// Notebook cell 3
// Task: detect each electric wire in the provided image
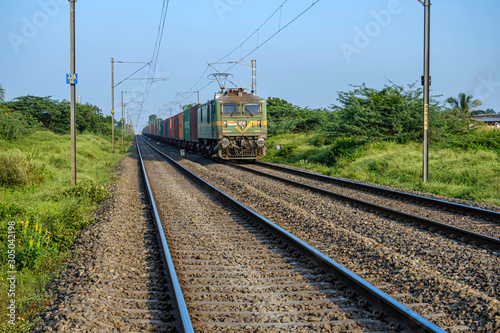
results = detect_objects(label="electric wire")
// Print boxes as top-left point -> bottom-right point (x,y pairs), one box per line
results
176,0 -> 321,108
134,0 -> 171,131
139,0 -> 320,129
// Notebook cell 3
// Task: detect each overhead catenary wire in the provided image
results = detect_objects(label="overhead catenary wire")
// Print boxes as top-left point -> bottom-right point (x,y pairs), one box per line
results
137,0 -> 321,130
177,0 -> 321,105
133,0 -> 171,132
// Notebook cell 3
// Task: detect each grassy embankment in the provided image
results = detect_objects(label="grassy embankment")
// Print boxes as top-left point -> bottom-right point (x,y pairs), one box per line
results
0,131 -> 132,332
263,131 -> 500,206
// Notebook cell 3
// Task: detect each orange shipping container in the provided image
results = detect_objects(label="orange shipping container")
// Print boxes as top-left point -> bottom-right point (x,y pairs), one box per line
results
178,112 -> 184,140
168,118 -> 173,138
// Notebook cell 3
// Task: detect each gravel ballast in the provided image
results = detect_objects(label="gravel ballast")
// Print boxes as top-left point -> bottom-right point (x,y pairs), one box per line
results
35,147 -> 177,333
138,138 -> 393,332
147,140 -> 500,332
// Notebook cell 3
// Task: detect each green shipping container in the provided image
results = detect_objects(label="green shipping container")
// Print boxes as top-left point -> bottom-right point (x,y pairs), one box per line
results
184,108 -> 191,142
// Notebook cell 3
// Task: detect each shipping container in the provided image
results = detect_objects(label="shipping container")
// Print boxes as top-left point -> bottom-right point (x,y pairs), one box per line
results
168,118 -> 173,139
178,112 -> 184,140
184,108 -> 190,142
190,105 -> 198,141
163,119 -> 167,138
173,115 -> 179,139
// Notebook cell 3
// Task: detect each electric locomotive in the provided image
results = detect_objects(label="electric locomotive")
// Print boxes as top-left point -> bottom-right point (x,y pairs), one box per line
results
142,88 -> 267,160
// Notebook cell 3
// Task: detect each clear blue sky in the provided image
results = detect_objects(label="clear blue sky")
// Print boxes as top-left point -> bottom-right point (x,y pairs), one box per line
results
1,0 -> 499,131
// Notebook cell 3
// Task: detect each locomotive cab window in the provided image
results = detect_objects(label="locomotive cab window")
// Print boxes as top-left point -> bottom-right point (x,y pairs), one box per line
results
244,103 -> 260,115
222,103 -> 238,115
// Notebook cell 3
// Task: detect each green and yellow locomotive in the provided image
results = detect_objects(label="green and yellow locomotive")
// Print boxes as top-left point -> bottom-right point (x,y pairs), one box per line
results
143,88 -> 267,160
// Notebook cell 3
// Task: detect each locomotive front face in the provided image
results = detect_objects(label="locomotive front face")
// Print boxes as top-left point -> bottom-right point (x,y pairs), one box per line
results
217,91 -> 267,159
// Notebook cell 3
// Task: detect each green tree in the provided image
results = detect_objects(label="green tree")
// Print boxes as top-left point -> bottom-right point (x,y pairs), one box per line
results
148,114 -> 162,125
471,108 -> 496,115
182,103 -> 195,112
326,83 -> 429,143
2,95 -> 112,136
266,97 -> 332,136
446,93 -> 482,120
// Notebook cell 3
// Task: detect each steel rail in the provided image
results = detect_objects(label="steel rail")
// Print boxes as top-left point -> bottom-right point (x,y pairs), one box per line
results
138,135 -> 446,333
255,161 -> 500,223
135,137 -> 194,333
227,162 -> 500,252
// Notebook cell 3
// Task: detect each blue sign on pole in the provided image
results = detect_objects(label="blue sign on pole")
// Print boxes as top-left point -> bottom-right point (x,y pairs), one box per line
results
66,73 -> 78,84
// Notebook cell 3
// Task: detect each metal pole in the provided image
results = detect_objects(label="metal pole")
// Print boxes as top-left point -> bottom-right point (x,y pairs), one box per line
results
197,91 -> 199,105
69,0 -> 77,185
111,57 -> 115,153
251,59 -> 256,95
121,90 -> 124,145
422,0 -> 430,182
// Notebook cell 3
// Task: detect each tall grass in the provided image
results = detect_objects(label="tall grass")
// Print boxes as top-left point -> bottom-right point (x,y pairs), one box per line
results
263,132 -> 500,206
0,130 -> 132,332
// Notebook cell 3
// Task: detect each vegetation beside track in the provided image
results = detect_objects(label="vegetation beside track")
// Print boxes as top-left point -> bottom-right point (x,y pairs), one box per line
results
263,132 -> 500,206
0,130 -> 132,332
263,83 -> 500,206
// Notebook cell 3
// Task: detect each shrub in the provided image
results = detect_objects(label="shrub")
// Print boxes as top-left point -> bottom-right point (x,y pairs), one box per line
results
437,128 -> 500,153
62,179 -> 109,204
328,137 -> 366,164
276,144 -> 297,157
0,153 -> 45,188
0,109 -> 40,140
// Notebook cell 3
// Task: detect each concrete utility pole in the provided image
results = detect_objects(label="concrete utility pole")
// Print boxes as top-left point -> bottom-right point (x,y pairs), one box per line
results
121,90 -> 124,145
69,0 -> 77,185
111,57 -> 115,153
419,0 -> 431,182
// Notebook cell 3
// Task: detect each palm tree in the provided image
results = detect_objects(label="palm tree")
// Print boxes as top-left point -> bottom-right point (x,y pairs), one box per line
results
446,93 -> 482,119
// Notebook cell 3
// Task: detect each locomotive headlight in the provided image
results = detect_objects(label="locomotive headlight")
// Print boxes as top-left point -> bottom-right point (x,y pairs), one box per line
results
221,138 -> 230,148
238,120 -> 247,128
257,120 -> 261,127
257,138 -> 266,147
223,120 -> 227,127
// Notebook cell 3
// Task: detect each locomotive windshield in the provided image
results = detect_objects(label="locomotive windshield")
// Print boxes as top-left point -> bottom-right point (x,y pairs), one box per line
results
222,103 -> 238,115
244,103 -> 260,115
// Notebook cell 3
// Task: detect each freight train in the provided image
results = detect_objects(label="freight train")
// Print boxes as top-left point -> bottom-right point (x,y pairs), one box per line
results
142,88 -> 267,160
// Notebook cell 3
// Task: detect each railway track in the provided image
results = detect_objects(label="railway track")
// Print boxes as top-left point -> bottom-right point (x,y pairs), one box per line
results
140,138 -> 500,332
137,136 -> 446,332
36,149 -> 179,333
221,161 -> 500,251
253,161 -> 500,223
